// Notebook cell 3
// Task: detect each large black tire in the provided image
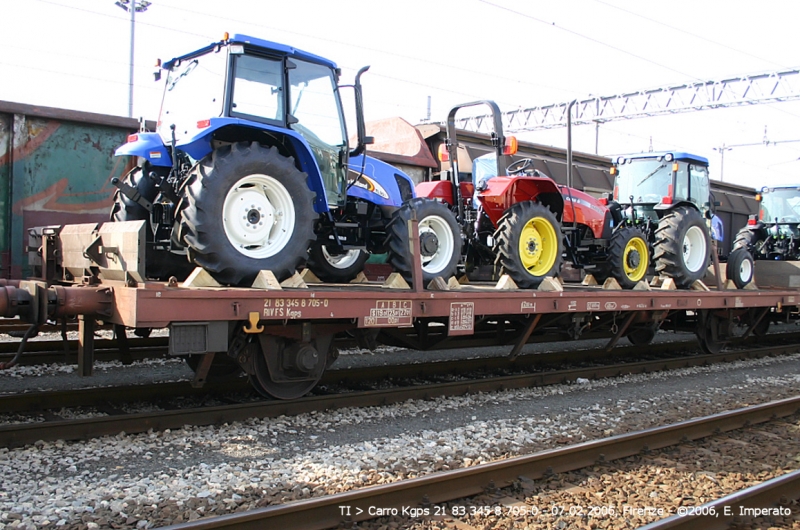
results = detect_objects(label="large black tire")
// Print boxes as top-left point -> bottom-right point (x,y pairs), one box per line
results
110,167 -> 193,280
599,226 -> 650,289
494,201 -> 564,288
386,197 -> 462,284
732,228 -> 759,252
178,142 -> 316,286
306,240 -> 370,283
726,247 -> 754,289
653,206 -> 710,288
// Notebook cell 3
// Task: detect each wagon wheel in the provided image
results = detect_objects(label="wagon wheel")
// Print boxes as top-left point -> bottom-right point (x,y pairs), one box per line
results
248,334 -> 332,400
696,310 -> 724,354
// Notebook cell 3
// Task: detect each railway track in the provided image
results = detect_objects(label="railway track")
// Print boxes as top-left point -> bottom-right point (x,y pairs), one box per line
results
151,396 -> 800,530
3,341 -> 800,448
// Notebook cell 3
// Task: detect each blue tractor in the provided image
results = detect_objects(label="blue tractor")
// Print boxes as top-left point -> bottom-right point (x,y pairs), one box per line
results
112,33 -> 460,287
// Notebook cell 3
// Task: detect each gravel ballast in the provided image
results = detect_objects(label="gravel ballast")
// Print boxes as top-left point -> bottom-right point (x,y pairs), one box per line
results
2,349 -> 800,528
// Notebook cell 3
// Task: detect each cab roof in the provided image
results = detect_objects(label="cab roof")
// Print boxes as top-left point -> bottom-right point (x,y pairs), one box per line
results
619,152 -> 709,166
163,33 -> 337,70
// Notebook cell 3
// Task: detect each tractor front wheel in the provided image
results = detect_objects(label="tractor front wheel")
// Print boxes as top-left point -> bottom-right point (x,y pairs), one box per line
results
178,142 -> 316,286
306,241 -> 370,283
494,201 -> 564,288
726,247 -> 754,289
653,206 -> 710,288
386,197 -> 462,285
603,226 -> 650,289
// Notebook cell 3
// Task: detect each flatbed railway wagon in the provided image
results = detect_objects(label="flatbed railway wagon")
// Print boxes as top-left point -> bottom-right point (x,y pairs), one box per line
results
2,219 -> 796,400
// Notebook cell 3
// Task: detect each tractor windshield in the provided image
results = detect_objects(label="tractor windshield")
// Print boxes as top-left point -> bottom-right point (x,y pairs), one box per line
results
158,49 -> 227,145
288,60 -> 348,206
760,188 -> 800,223
615,159 -> 672,205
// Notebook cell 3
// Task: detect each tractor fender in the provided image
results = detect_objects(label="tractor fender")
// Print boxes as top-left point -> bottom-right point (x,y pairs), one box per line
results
416,180 -> 454,205
114,132 -> 172,167
478,176 -> 564,227
171,118 -> 338,214
560,187 -> 610,239
653,200 -> 700,217
348,155 -> 415,207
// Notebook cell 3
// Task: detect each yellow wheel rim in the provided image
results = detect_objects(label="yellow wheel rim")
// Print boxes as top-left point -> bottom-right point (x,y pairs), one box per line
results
519,216 -> 558,276
623,236 -> 649,282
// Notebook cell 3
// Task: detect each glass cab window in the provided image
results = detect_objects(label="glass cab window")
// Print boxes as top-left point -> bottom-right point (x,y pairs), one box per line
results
231,55 -> 284,122
689,164 -> 709,206
288,60 -> 348,206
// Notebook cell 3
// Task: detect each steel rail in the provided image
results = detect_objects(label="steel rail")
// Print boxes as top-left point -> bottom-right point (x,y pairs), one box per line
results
640,469 -> 800,529
1,335 -> 700,412
2,342 -> 798,448
158,397 -> 800,530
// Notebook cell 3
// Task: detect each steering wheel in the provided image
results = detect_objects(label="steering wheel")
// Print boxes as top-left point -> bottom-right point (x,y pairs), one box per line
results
507,158 -> 535,175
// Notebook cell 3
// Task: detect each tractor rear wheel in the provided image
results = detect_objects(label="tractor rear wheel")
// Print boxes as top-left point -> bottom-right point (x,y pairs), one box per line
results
306,240 -> 370,283
178,142 -> 316,286
386,197 -> 462,284
494,201 -> 563,288
110,166 -> 193,280
726,247 -> 754,289
653,206 -> 710,288
602,226 -> 650,289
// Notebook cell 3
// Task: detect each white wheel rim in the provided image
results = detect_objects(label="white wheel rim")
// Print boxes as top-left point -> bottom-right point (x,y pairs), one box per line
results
683,225 -> 707,273
738,257 -> 753,283
419,215 -> 454,275
222,173 -> 295,259
322,247 -> 362,270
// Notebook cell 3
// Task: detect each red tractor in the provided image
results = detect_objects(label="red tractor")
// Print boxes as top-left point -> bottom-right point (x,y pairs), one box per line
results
417,101 -> 649,289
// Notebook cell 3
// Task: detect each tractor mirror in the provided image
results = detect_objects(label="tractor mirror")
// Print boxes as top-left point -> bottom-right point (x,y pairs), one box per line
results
714,200 -> 721,207
364,136 -> 375,145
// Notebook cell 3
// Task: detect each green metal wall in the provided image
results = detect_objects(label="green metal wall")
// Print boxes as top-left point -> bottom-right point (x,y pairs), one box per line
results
0,102 -> 140,278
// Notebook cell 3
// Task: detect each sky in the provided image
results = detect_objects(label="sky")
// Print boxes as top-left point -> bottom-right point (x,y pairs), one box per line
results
2,0 -> 800,188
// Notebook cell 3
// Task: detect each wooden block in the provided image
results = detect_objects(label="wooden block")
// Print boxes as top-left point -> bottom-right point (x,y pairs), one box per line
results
633,280 -> 651,291
446,276 -> 462,290
744,281 -> 758,290
382,272 -> 410,289
349,271 -> 369,284
690,279 -> 710,291
280,272 -> 308,289
582,274 -> 598,286
602,277 -> 622,290
251,270 -> 282,290
650,276 -> 663,287
495,274 -> 519,290
537,276 -> 563,292
660,277 -> 677,290
457,274 -> 470,285
181,267 -> 221,288
427,276 -> 449,291
723,279 -> 738,290
299,268 -> 322,283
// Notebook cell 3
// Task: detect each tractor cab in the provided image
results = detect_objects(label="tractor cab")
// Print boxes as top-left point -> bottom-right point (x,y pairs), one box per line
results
612,152 -> 711,222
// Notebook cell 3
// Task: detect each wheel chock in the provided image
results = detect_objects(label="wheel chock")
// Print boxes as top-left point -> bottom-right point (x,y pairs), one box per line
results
181,267 -> 221,288
447,277 -> 462,290
650,276 -> 664,287
252,270 -> 282,290
537,277 -> 562,292
723,279 -> 738,290
659,278 -> 677,290
496,275 -> 520,290
349,271 -> 369,284
427,277 -> 450,291
457,274 -> 470,285
602,277 -> 622,290
382,273 -> 411,289
582,274 -> 598,286
744,281 -> 758,290
299,268 -> 322,284
690,279 -> 710,291
633,280 -> 651,291
280,272 -> 308,289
